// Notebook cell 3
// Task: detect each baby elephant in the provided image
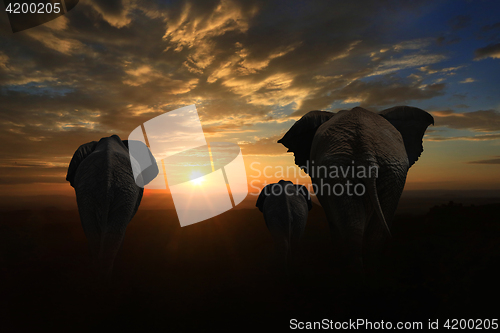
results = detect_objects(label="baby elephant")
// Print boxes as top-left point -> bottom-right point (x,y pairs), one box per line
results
256,180 -> 312,270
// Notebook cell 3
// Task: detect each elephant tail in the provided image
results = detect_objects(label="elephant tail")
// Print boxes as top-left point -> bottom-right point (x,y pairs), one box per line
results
364,176 -> 392,238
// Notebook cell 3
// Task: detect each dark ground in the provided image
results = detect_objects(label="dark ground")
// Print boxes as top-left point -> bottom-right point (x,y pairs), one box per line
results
1,199 -> 499,332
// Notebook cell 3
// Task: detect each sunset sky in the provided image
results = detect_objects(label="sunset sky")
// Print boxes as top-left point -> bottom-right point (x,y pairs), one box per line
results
0,0 -> 499,200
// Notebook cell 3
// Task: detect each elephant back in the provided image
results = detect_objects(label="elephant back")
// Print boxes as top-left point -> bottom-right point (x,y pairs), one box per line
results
257,180 -> 312,213
67,136 -> 135,190
312,107 -> 408,169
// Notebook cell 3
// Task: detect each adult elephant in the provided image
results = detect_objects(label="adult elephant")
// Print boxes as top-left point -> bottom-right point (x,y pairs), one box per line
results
66,135 -> 158,278
256,180 -> 312,271
278,106 -> 434,279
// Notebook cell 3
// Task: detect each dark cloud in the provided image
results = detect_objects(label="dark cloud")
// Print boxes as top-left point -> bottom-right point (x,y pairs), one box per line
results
90,0 -> 125,16
467,156 -> 500,164
474,43 -> 500,60
334,78 -> 445,108
427,134 -> 500,141
436,35 -> 461,46
451,93 -> 467,101
481,22 -> 500,32
431,109 -> 500,132
448,15 -> 472,31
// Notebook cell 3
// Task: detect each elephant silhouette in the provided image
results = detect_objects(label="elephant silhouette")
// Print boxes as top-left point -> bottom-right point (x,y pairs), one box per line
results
256,180 -> 312,272
278,106 -> 434,280
66,135 -> 158,278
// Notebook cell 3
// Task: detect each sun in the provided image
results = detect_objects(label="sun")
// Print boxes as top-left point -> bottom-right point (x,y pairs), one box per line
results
190,171 -> 205,186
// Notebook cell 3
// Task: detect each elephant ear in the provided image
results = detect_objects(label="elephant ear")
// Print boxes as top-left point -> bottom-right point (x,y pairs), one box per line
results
295,185 -> 312,211
66,141 -> 98,188
256,184 -> 274,212
379,106 -> 434,168
278,111 -> 335,173
123,140 -> 159,187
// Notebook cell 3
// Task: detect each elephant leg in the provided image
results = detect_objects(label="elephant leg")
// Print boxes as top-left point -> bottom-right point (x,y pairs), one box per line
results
97,200 -> 136,278
98,230 -> 126,278
289,233 -> 301,269
76,194 -> 103,269
363,174 -> 406,279
319,191 -> 367,283
362,212 -> 387,280
267,225 -> 290,274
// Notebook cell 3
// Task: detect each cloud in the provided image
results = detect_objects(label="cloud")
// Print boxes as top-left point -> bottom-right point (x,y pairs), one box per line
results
393,38 -> 433,51
436,35 -> 461,46
481,22 -> 500,32
431,109 -> 500,132
24,29 -> 85,55
43,15 -> 71,31
467,156 -> 500,164
448,15 -> 471,31
426,134 -> 500,141
459,78 -> 475,83
202,123 -> 257,138
452,93 -> 467,101
418,65 -> 463,75
334,77 -> 446,107
163,1 -> 259,72
0,52 -> 58,85
87,0 -> 133,28
369,53 -> 447,77
0,0 -> 495,185
288,72 -> 448,117
239,134 -> 288,156
474,43 -> 500,60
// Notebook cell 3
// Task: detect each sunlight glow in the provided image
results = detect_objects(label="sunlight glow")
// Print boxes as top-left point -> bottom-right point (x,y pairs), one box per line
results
190,171 -> 205,186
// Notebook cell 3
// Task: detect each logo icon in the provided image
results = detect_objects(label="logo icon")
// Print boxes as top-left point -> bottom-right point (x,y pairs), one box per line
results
128,105 -> 248,227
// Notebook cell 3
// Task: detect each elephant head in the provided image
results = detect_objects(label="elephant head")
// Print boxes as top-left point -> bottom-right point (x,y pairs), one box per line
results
278,106 -> 433,280
256,180 -> 312,272
66,135 -> 158,278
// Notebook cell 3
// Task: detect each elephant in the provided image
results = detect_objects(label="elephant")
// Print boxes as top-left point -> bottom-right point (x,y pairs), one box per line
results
256,180 -> 312,271
66,135 -> 158,278
278,106 -> 434,280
